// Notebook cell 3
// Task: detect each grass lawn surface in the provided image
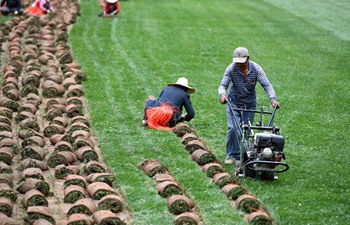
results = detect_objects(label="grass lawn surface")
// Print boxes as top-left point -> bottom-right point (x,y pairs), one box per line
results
69,0 -> 350,224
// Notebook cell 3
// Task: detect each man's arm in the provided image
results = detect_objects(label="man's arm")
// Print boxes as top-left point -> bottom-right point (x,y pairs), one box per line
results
256,64 -> 276,101
255,63 -> 280,107
218,64 -> 233,104
182,96 -> 195,121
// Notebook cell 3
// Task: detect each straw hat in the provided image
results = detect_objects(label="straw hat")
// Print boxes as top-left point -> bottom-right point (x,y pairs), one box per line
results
107,0 -> 118,3
168,77 -> 195,94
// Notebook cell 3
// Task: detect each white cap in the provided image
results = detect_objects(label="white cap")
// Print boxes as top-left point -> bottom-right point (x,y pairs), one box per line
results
233,47 -> 249,63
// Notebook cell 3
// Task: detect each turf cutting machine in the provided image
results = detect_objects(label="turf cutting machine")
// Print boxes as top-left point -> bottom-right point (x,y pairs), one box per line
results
227,100 -> 289,181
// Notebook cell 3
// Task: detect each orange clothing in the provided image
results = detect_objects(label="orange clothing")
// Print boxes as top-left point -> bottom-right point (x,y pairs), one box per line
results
146,103 -> 175,131
26,1 -> 44,15
26,0 -> 53,15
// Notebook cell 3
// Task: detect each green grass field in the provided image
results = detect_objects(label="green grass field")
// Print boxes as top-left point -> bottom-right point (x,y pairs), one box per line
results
68,0 -> 350,224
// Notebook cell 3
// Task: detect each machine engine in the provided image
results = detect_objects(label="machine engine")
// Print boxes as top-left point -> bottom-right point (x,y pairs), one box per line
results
225,101 -> 289,180
246,132 -> 285,168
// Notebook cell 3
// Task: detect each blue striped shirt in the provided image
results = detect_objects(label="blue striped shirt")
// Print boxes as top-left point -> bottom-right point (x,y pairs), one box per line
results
218,61 -> 276,106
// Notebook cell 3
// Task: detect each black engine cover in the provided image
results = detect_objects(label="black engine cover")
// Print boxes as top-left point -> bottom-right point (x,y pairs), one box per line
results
254,133 -> 284,151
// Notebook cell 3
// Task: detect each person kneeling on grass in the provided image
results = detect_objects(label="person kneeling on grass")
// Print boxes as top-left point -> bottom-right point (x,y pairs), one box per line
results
26,0 -> 54,15
98,0 -> 120,17
142,77 -> 196,131
0,0 -> 23,16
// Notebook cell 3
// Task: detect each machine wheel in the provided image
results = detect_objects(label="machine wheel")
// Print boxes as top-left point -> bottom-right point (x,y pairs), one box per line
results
244,166 -> 256,179
260,171 -> 275,181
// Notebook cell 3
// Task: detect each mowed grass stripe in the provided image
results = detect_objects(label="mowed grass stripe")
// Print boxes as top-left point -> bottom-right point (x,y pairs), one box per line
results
261,0 -> 350,41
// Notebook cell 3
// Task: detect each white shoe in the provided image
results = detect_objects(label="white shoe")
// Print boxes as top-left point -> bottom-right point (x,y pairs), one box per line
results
224,158 -> 234,165
142,120 -> 148,126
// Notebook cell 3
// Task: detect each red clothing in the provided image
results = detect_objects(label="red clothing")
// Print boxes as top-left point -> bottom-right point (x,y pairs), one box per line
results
104,1 -> 120,14
26,1 -> 44,15
26,0 -> 52,15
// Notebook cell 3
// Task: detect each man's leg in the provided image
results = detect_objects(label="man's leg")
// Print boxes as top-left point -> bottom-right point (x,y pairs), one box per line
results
8,7 -> 18,14
232,105 -> 256,174
225,103 -> 242,164
242,105 -> 256,131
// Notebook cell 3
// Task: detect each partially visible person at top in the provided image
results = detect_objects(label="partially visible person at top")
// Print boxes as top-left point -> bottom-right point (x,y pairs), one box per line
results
98,0 -> 120,17
0,0 -> 23,15
142,77 -> 196,131
26,0 -> 54,15
218,47 -> 280,173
